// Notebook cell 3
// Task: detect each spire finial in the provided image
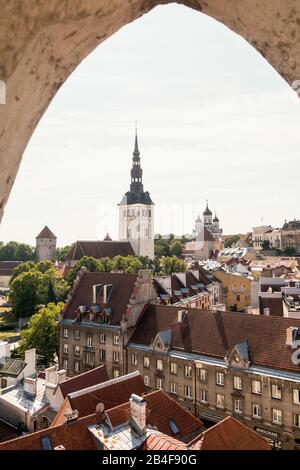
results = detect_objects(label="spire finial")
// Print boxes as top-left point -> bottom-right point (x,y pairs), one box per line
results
133,121 -> 140,157
206,199 -> 208,209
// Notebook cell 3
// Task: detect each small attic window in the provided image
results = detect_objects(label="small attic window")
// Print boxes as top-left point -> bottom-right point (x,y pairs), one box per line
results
168,419 -> 180,436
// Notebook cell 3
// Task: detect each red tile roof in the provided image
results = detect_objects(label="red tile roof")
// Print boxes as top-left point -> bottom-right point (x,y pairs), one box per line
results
142,432 -> 188,450
62,271 -> 138,325
106,390 -> 203,440
0,414 -> 97,450
59,365 -> 108,398
129,304 -> 300,373
0,261 -> 22,277
189,416 -> 270,450
53,371 -> 146,426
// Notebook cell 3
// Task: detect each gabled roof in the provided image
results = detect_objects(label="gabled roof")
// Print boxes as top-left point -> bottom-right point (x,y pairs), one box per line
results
105,390 -> 203,441
65,240 -> 134,261
0,414 -> 97,450
36,226 -> 56,239
189,416 -> 270,450
52,371 -> 146,426
62,271 -> 138,325
129,304 -> 300,373
59,365 -> 108,399
0,358 -> 26,377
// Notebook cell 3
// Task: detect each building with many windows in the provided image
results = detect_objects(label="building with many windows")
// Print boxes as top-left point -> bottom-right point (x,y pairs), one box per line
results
126,305 -> 300,450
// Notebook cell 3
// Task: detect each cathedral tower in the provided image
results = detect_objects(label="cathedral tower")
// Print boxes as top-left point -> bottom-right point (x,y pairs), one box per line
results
118,129 -> 154,259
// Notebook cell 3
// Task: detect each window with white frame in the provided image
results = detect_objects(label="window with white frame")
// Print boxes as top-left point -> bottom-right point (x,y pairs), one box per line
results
86,353 -> 92,365
63,359 -> 68,370
185,365 -> 192,378
216,372 -> 224,386
252,380 -> 261,395
216,394 -> 225,409
74,330 -> 80,340
157,359 -> 163,371
74,361 -> 80,373
293,389 -> 300,405
170,382 -> 178,394
156,377 -> 163,390
63,328 -> 68,338
199,368 -> 208,382
74,345 -> 80,356
113,351 -> 120,363
271,384 -> 282,400
184,385 -> 192,399
132,353 -> 138,366
233,376 -> 242,390
100,349 -> 106,360
272,408 -> 282,425
170,362 -> 177,375
99,333 -> 106,343
234,398 -> 243,413
143,356 -> 150,368
293,413 -> 300,428
252,403 -> 262,419
200,389 -> 208,403
86,336 -> 92,347
113,334 -> 120,346
63,344 -> 68,354
144,375 -> 150,386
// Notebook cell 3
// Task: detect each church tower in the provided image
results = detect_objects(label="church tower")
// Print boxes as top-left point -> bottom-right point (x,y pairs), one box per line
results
118,129 -> 154,259
203,200 -> 213,227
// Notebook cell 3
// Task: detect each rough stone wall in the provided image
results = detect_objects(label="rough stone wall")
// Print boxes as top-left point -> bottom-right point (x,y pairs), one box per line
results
1,0 -> 300,222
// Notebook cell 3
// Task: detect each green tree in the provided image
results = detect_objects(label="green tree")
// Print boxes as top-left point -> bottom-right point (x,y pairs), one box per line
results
262,240 -> 270,250
9,271 -> 47,318
37,260 -> 54,273
98,257 -> 113,272
170,240 -> 183,257
283,246 -> 296,255
138,256 -> 150,269
224,235 -> 240,248
125,257 -> 143,273
161,256 -> 187,275
56,246 -> 71,262
19,302 -> 63,367
0,241 -> 35,261
112,255 -> 127,271
67,256 -> 103,284
10,261 -> 37,284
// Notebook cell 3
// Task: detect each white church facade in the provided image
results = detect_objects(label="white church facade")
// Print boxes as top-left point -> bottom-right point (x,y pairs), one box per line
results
118,131 -> 155,259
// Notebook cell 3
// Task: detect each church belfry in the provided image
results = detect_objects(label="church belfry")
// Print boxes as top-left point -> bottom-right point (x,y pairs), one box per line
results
118,128 -> 154,259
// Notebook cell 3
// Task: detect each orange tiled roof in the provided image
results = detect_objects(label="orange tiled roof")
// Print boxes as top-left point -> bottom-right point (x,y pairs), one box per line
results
106,390 -> 203,440
189,416 -> 270,450
52,372 -> 146,427
142,432 -> 188,450
59,365 -> 108,398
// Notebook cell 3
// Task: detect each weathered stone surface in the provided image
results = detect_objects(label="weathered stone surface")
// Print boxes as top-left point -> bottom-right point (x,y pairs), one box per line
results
0,0 -> 300,222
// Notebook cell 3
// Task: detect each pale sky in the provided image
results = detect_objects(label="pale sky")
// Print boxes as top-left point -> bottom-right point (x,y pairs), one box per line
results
0,4 -> 299,247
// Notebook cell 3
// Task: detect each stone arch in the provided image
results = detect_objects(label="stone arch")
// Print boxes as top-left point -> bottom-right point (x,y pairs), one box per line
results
0,0 -> 300,222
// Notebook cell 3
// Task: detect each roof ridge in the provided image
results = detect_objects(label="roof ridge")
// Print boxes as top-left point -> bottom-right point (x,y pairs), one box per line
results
68,371 -> 140,399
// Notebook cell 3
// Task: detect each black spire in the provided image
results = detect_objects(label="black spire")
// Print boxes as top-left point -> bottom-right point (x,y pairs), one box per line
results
130,127 -> 144,194
118,126 -> 154,206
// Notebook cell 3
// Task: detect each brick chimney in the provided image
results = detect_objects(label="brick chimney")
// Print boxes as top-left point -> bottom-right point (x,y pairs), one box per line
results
129,394 -> 146,436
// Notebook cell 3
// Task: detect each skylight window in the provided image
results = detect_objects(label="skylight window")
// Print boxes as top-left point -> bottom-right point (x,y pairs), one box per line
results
40,435 -> 53,450
168,419 -> 180,435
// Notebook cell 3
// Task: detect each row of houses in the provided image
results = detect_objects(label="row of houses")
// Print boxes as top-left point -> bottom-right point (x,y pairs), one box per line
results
56,268 -> 300,450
